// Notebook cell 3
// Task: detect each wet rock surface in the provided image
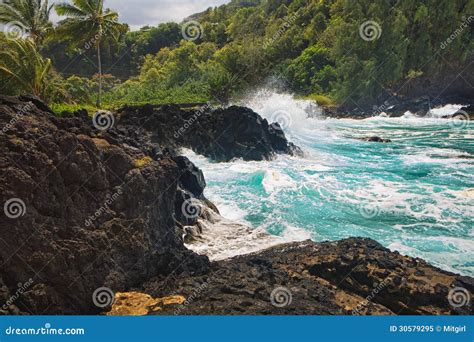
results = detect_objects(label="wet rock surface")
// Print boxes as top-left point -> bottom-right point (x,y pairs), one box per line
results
0,95 -> 209,314
323,96 -> 473,119
1,96 -> 472,316
141,238 -> 473,315
358,136 -> 392,143
118,104 -> 303,162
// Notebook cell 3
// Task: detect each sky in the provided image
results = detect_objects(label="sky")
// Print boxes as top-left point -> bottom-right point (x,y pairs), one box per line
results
51,0 -> 231,30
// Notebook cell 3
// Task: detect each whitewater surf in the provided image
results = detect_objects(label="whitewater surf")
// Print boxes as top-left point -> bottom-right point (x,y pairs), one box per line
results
185,90 -> 474,277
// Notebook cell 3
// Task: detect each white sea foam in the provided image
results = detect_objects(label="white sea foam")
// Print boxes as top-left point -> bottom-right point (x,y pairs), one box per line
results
181,91 -> 474,276
185,210 -> 308,261
429,104 -> 465,118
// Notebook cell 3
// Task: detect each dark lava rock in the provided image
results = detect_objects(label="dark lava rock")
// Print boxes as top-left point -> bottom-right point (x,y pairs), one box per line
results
358,136 -> 392,143
142,238 -> 473,315
441,107 -> 474,120
0,95 -> 209,314
322,96 -> 473,119
118,104 -> 303,162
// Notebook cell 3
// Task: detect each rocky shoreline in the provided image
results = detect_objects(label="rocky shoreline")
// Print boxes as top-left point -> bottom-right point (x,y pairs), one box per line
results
322,96 -> 474,119
0,95 -> 472,315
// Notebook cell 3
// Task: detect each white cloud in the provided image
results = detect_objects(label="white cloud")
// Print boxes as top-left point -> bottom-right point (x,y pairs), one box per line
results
52,0 -> 230,30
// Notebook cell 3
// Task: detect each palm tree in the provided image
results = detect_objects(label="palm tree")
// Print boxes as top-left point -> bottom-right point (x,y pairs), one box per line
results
55,0 -> 127,107
0,37 -> 52,98
0,0 -> 53,44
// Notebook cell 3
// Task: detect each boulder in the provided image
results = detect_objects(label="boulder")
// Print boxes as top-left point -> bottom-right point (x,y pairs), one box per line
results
358,136 -> 392,143
0,96 -> 209,314
118,104 -> 303,162
142,238 -> 473,315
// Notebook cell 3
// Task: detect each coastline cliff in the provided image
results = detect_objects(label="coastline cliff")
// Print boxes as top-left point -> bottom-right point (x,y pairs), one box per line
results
0,96 -> 472,315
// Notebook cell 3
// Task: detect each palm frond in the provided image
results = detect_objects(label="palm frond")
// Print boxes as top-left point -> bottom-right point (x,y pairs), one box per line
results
55,3 -> 87,18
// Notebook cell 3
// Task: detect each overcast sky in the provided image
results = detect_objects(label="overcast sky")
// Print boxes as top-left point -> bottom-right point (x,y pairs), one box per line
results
52,0 -> 230,30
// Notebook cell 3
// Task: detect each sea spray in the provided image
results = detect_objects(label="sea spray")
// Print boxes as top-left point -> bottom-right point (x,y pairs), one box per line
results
185,90 -> 474,276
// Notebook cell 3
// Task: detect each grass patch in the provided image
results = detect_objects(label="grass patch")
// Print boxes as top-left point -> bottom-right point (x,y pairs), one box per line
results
51,103 -> 100,117
303,94 -> 335,106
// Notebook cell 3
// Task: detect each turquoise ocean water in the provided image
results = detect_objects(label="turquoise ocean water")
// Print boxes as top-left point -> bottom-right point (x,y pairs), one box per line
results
186,91 -> 474,276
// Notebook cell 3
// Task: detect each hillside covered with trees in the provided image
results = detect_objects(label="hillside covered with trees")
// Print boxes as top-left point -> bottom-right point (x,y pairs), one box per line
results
0,0 -> 473,111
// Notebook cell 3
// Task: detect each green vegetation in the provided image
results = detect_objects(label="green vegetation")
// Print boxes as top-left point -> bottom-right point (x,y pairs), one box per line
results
54,0 -> 128,107
0,38 -> 53,99
0,0 -> 472,111
0,0 -> 53,44
50,103 -> 99,116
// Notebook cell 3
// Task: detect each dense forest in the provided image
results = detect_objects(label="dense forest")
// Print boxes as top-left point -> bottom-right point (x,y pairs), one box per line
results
0,0 -> 473,111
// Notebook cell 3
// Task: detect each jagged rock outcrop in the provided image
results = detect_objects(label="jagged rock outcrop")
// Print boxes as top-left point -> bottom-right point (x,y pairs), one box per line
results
2,96 -> 473,316
0,95 -> 209,314
141,238 -> 473,315
118,104 -> 302,162
323,95 -> 474,119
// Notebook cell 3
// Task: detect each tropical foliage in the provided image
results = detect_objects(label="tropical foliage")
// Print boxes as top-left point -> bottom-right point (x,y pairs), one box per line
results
0,0 -> 53,44
0,0 -> 472,109
54,0 -> 127,106
0,36 -> 52,98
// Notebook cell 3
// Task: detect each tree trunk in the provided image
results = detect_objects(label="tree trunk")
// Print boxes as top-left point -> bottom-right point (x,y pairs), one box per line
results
96,43 -> 102,108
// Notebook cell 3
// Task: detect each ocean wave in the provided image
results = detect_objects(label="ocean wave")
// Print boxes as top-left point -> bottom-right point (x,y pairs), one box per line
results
183,91 -> 474,276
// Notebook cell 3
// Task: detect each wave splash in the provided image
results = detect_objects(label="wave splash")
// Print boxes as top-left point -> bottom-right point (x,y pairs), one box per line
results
186,90 -> 474,276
